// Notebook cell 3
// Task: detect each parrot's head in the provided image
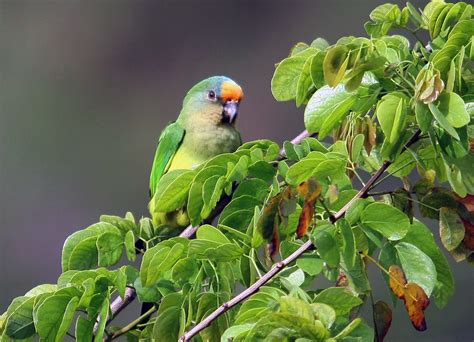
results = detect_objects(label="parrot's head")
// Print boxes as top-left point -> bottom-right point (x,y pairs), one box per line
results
180,76 -> 244,127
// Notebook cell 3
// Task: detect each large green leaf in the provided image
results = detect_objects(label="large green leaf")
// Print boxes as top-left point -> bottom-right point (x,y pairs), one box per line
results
312,224 -> 340,268
361,202 -> 410,240
439,207 -> 465,251
96,232 -> 123,267
152,307 -> 181,342
395,242 -> 437,297
401,220 -> 454,308
4,297 -> 35,339
152,169 -> 195,212
304,85 -> 354,134
144,243 -> 185,286
314,287 -> 363,316
68,236 -> 99,271
272,55 -> 309,101
431,92 -> 470,128
285,152 -> 327,186
34,294 -> 77,342
433,19 -> 474,76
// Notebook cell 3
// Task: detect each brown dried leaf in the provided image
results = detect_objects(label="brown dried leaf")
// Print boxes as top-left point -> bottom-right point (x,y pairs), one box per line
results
296,179 -> 321,237
388,265 -> 429,331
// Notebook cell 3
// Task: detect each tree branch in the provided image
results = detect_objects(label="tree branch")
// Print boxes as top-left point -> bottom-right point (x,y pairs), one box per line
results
103,129 -> 312,327
178,129 -> 421,342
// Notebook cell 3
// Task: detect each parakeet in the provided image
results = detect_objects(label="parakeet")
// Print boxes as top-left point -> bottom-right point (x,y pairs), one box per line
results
148,76 -> 244,228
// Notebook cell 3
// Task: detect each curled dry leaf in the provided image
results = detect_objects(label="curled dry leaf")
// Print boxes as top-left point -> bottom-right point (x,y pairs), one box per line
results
296,178 -> 322,237
388,265 -> 430,331
414,66 -> 445,104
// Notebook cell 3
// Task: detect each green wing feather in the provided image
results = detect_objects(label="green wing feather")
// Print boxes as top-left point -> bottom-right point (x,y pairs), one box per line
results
149,122 -> 185,197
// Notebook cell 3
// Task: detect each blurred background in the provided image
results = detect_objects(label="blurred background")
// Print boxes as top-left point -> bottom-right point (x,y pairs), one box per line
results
0,0 -> 471,340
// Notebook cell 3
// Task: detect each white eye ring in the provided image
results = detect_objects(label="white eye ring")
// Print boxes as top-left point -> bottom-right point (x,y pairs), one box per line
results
207,90 -> 217,102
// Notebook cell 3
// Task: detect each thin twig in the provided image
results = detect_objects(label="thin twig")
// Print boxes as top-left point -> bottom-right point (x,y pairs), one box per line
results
103,129 -> 313,328
179,129 -> 421,341
106,306 -> 157,341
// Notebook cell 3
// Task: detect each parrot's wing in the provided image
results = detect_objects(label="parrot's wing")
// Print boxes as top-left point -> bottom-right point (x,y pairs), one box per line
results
149,121 -> 185,197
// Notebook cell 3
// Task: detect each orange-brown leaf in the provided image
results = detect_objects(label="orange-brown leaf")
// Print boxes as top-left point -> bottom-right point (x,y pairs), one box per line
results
296,179 -> 321,238
405,283 -> 429,331
388,265 -> 406,298
297,199 -> 316,238
388,265 -> 429,331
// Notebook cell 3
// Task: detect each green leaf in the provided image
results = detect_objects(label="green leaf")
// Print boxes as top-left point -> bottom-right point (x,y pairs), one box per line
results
34,294 -> 76,342
4,297 -> 35,339
351,134 -> 365,163
196,224 -> 230,244
323,45 -> 349,87
68,236 -> 99,271
56,297 -> 79,342
415,101 -> 433,133
133,278 -> 161,303
401,220 -> 454,308
99,214 -> 136,235
439,207 -> 465,251
395,242 -> 437,296
221,323 -> 255,341
61,230 -> 99,272
310,37 -> 329,50
272,55 -> 309,101
152,169 -> 195,212
345,198 -> 369,225
235,287 -> 285,324
153,307 -> 181,342
201,175 -> 225,218
304,85 -> 354,134
187,180 -> 205,226
310,303 -> 336,329
406,2 -> 424,26
314,287 -> 363,316
219,195 -> 262,231
24,284 -> 57,298
289,42 -> 309,56
171,257 -> 199,283
248,160 -> 277,182
310,51 -> 327,88
296,56 -> 314,107
124,230 -> 136,262
361,202 -> 410,240
319,96 -> 356,139
93,297 -> 109,342
338,219 -> 356,268
376,92 -> 408,158
96,232 -> 123,267
433,19 -> 474,76
429,101 -> 460,140
312,224 -> 340,268
285,152 -> 327,186
145,243 -> 185,286
432,92 -> 470,128
75,316 -> 94,342
296,254 -> 324,276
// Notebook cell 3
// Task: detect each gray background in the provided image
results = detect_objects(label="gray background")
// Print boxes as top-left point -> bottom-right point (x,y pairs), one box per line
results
0,0 -> 471,340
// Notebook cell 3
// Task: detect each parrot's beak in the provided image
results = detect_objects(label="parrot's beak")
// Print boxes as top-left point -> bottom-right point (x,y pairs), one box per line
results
222,100 -> 239,124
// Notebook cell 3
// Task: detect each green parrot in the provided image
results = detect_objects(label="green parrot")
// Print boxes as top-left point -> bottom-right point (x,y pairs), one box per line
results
148,76 -> 244,228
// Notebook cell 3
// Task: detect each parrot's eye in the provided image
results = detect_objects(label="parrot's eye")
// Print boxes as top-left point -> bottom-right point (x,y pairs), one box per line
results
207,90 -> 217,101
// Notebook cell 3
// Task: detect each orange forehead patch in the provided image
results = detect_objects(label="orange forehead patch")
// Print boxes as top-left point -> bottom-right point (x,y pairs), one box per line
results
220,81 -> 243,101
